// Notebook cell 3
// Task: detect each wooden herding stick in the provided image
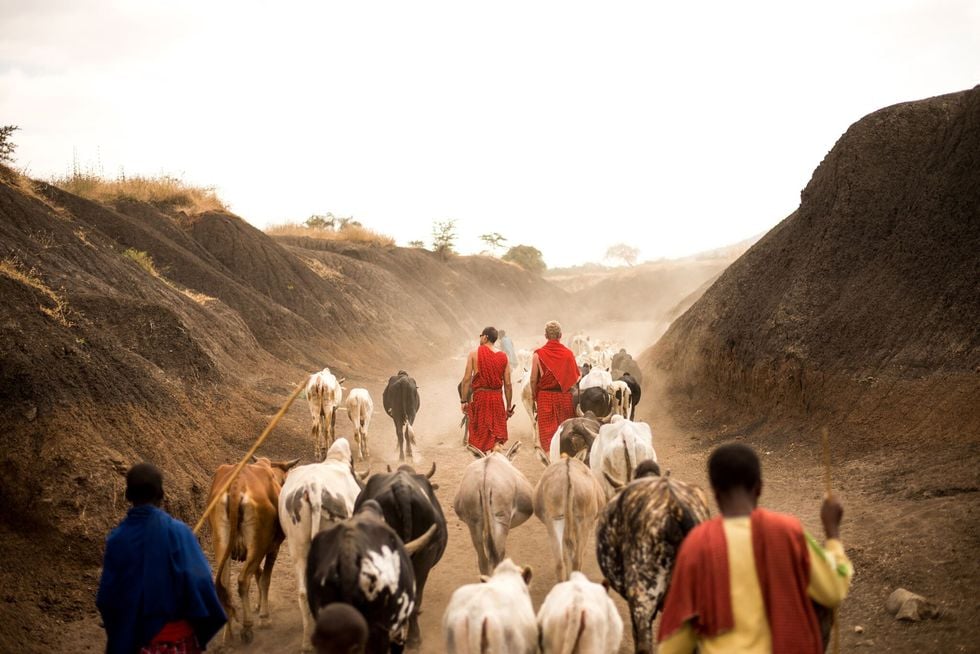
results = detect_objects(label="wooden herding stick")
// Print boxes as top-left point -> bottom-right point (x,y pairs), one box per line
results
822,426 -> 841,654
192,380 -> 306,535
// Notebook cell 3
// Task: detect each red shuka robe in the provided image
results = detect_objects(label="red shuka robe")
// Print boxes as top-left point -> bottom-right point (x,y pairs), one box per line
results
658,508 -> 824,654
467,345 -> 509,452
534,340 -> 580,451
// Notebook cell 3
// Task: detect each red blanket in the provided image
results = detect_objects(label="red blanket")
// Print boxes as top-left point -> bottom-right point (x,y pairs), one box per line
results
658,509 -> 823,654
534,340 -> 580,392
535,385 -> 574,452
467,346 -> 508,452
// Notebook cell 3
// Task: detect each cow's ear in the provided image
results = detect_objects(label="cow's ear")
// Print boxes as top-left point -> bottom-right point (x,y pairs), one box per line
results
466,445 -> 487,459
479,575 -> 491,583
574,449 -> 588,463
521,566 -> 533,586
430,483 -> 440,491
505,441 -> 522,460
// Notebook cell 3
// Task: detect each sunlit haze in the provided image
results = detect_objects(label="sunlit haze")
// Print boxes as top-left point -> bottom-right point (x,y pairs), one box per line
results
2,1 -> 977,267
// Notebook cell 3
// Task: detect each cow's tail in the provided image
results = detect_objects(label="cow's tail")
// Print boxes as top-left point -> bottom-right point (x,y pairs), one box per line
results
558,608 -> 588,654
476,616 -> 491,654
479,487 -> 498,568
405,419 -> 417,445
623,434 -> 634,483
215,487 -> 240,621
392,482 -> 415,545
562,458 -> 575,565
308,486 -> 322,543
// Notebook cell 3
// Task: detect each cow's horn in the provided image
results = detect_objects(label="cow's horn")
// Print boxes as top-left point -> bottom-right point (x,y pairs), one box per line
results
603,472 -> 625,490
534,446 -> 550,467
386,464 -> 392,473
357,466 -> 371,480
403,523 -> 438,556
425,462 -> 437,479
250,455 -> 259,463
336,377 -> 346,385
466,444 -> 487,459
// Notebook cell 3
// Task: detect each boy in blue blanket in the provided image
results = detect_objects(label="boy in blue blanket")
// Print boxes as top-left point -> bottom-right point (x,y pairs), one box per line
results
97,464 -> 226,653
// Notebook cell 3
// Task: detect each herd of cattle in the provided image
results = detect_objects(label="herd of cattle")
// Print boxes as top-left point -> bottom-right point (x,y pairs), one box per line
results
206,342 -> 709,653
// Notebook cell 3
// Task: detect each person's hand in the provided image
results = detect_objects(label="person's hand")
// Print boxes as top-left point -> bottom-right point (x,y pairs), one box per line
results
506,405 -> 515,419
820,493 -> 844,540
460,402 -> 468,415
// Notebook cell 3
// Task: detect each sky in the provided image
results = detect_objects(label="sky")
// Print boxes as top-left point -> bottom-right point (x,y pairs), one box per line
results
1,1 -> 978,268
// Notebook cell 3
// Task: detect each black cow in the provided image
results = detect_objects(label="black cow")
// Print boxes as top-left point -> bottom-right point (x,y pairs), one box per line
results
306,500 -> 438,654
618,372 -> 642,421
383,371 -> 421,461
578,386 -> 612,418
354,463 -> 447,648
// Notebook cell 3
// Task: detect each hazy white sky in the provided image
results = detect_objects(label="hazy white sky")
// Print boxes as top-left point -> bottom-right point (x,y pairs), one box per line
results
1,1 -> 977,267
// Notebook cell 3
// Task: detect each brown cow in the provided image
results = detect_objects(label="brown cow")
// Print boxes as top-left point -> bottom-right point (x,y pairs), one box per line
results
533,450 -> 607,582
208,456 -> 299,644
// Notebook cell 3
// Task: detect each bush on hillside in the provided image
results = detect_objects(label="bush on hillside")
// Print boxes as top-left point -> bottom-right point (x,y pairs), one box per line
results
266,222 -> 395,247
50,173 -> 226,214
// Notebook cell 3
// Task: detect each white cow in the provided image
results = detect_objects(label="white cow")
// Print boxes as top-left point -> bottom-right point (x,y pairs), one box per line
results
579,367 -> 612,391
345,388 -> 374,460
306,368 -> 345,460
537,571 -> 624,654
443,558 -> 537,654
570,333 -> 591,358
589,415 -> 657,499
278,438 -> 364,652
518,368 -> 537,444
516,348 -> 533,373
608,380 -> 632,418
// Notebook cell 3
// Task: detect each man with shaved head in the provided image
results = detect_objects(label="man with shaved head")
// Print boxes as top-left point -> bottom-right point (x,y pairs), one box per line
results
530,321 -> 581,452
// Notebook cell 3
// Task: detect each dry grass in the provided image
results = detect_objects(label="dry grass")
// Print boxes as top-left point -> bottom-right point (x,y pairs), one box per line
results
266,222 -> 395,247
122,248 -> 160,277
181,288 -> 217,305
0,259 -> 72,326
50,173 -> 226,214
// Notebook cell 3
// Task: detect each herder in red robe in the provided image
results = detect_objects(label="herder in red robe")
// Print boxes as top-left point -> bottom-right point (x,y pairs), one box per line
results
460,326 -> 514,452
658,443 -> 853,654
530,321 -> 581,452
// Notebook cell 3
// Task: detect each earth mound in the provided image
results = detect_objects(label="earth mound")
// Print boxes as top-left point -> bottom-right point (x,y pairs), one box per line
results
643,86 -> 980,451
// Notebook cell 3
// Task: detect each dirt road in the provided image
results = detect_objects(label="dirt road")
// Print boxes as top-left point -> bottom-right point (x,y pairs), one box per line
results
63,348 -> 979,652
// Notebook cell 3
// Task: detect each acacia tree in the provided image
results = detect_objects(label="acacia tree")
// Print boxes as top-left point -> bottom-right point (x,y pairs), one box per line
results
479,232 -> 507,257
0,125 -> 20,164
502,244 -> 546,275
305,213 -> 336,230
408,240 -> 425,248
605,243 -> 640,266
432,219 -> 458,261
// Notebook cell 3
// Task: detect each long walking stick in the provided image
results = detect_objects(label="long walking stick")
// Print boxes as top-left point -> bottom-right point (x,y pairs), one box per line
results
192,380 -> 306,535
822,427 -> 841,654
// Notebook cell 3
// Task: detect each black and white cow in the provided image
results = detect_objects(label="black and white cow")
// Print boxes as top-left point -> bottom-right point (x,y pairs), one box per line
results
383,371 -> 421,461
596,461 -> 711,654
306,500 -> 438,654
354,463 -> 448,648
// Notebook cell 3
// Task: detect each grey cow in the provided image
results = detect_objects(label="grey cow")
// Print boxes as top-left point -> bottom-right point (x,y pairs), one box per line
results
452,442 -> 534,575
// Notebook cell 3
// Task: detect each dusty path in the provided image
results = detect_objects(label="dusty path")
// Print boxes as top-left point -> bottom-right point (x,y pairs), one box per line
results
63,343 -> 978,652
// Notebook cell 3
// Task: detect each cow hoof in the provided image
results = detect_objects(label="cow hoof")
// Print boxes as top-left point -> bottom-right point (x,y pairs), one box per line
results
241,627 -> 254,644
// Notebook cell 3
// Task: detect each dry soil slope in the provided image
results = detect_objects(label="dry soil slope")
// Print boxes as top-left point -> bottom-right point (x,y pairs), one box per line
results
0,169 -> 567,649
643,86 -> 980,453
